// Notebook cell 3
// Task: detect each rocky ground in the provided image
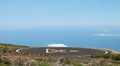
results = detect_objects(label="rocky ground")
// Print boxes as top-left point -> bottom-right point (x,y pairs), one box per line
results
1,54 -> 120,66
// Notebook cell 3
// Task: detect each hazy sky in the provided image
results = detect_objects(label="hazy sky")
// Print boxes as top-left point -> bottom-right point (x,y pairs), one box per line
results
0,0 -> 120,28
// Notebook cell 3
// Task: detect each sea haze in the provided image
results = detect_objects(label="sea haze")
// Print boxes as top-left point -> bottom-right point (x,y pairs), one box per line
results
0,26 -> 120,51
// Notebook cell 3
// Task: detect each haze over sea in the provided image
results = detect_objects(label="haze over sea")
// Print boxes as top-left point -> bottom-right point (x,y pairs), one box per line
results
0,26 -> 120,51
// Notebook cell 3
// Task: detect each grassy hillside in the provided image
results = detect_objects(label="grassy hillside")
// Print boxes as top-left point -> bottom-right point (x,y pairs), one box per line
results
0,43 -> 120,66
0,43 -> 29,53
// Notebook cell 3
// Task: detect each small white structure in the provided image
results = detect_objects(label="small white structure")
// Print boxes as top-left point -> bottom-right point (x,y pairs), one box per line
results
46,49 -> 49,53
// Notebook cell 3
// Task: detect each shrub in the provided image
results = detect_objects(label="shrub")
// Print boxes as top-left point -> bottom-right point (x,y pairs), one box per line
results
92,54 -> 120,60
71,61 -> 82,66
23,59 -> 38,66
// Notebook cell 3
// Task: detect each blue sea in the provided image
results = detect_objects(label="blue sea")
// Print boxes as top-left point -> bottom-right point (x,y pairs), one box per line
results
0,26 -> 120,51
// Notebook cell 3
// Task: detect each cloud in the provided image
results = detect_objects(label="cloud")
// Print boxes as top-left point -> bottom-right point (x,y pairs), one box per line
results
47,44 -> 67,47
93,33 -> 120,37
0,22 -> 120,28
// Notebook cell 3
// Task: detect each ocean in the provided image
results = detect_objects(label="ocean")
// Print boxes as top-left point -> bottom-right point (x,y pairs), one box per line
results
0,26 -> 120,51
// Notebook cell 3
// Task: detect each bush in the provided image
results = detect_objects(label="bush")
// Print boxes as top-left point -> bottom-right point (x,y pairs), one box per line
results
23,59 -> 38,66
92,54 -> 120,60
0,47 -> 8,53
38,62 -> 49,66
71,61 -> 82,66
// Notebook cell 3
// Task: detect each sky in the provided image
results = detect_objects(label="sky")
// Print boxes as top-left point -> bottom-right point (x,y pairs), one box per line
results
1,0 -> 120,51
0,0 -> 120,28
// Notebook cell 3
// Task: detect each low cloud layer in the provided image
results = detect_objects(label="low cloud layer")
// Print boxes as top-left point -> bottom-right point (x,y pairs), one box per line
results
93,33 -> 120,37
0,22 -> 120,28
